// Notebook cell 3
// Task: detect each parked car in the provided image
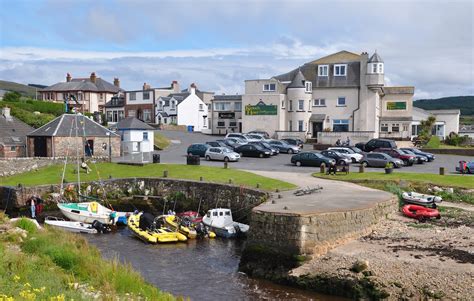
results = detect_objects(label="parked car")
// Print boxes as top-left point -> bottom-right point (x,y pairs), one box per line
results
281,138 -> 304,149
355,139 -> 397,152
401,148 -> 435,162
206,141 -> 229,148
248,130 -> 270,139
400,149 -> 427,164
456,161 -> 474,174
187,143 -> 210,157
224,137 -> 247,147
244,134 -> 265,142
291,152 -> 335,167
225,133 -> 248,142
348,146 -> 365,154
267,140 -> 300,154
249,141 -> 279,155
217,139 -> 238,150
374,148 -> 416,166
320,150 -> 352,165
327,147 -> 364,163
205,147 -> 240,162
234,144 -> 271,158
360,152 -> 404,168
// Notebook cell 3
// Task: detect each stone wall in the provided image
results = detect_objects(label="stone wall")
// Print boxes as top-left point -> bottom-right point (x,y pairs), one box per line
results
53,136 -> 121,157
247,196 -> 397,256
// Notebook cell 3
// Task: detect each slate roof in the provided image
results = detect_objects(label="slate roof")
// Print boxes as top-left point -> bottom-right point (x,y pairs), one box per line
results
105,95 -> 125,108
287,69 -> 306,88
308,50 -> 361,64
116,117 -> 155,130
383,86 -> 415,95
368,52 -> 383,63
42,78 -> 121,93
157,112 -> 169,117
0,114 -> 34,146
213,95 -> 242,101
28,114 -> 118,137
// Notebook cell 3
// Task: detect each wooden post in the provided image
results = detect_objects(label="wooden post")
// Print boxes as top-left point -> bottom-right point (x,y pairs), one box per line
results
359,165 -> 365,173
224,162 -> 228,169
163,170 -> 168,178
200,176 -> 203,181
275,188 -> 279,193
256,183 -> 260,189
320,164 -> 326,174
228,179 -> 233,184
439,167 -> 445,175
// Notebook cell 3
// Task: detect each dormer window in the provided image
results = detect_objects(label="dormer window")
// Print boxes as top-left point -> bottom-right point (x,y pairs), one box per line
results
305,81 -> 312,92
263,83 -> 276,92
334,64 -> 347,76
370,63 -> 384,74
318,65 -> 328,76
171,101 -> 176,110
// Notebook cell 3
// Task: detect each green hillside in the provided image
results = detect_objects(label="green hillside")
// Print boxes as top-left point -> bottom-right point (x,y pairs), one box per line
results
413,96 -> 474,115
0,80 -> 39,98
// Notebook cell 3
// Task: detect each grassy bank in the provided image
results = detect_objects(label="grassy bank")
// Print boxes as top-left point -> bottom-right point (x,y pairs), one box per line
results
154,133 -> 171,150
0,163 -> 296,191
0,214 -> 175,300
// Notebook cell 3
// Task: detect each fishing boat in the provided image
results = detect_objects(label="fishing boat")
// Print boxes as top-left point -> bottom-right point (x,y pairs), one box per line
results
402,192 -> 442,208
202,208 -> 249,238
44,216 -> 98,234
163,215 -> 197,239
127,212 -> 186,244
57,201 -> 128,224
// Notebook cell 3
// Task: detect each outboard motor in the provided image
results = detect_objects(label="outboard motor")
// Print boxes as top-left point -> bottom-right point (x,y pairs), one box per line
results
139,212 -> 155,230
92,220 -> 109,233
234,225 -> 242,237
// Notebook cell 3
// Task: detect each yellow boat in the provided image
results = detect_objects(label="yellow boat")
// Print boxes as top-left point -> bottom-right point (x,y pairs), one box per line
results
128,213 -> 184,243
164,215 -> 197,239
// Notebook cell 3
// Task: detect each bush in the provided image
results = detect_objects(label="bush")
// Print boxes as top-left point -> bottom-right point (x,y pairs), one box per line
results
2,91 -> 21,102
445,132 -> 469,146
425,136 -> 440,148
15,218 -> 37,234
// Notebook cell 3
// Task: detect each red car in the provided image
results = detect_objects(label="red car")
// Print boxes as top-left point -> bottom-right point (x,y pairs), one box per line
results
373,148 -> 416,166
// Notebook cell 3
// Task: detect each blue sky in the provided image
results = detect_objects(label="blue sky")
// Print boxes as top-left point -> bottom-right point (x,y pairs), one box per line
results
0,0 -> 473,98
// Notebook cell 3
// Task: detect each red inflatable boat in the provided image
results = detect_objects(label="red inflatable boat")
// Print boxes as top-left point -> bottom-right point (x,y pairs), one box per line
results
402,204 -> 440,221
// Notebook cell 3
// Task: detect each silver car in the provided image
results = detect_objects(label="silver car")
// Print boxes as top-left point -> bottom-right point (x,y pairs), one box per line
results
205,147 -> 240,162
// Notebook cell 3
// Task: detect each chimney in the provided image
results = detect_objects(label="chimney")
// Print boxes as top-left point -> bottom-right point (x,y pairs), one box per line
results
114,77 -> 120,88
66,73 -> 72,82
190,83 -> 197,94
171,80 -> 180,92
90,72 -> 97,84
2,107 -> 11,120
143,82 -> 151,90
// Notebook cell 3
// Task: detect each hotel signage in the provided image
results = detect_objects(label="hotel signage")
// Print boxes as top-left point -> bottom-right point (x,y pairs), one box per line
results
386,101 -> 407,110
218,112 -> 235,119
245,101 -> 277,115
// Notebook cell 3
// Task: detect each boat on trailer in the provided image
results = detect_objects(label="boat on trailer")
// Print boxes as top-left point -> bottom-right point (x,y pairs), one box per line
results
402,192 -> 442,208
202,208 -> 249,238
44,216 -> 98,234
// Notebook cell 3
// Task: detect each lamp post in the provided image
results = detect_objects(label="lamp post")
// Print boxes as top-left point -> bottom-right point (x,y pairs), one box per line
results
106,132 -> 111,162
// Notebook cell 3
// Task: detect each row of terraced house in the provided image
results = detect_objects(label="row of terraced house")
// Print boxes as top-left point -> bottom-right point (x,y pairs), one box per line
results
38,50 -> 460,144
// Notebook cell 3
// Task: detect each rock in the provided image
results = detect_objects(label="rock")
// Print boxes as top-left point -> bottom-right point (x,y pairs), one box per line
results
351,260 -> 369,273
446,187 -> 454,194
432,186 -> 443,192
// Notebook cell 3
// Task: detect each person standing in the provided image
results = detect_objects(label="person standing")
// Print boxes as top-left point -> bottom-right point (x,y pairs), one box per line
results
30,197 -> 36,219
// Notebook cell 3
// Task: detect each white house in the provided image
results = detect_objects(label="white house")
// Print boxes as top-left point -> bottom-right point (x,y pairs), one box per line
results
115,117 -> 155,154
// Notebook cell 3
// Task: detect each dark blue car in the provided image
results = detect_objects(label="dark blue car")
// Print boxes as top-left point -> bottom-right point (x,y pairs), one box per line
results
187,144 -> 210,157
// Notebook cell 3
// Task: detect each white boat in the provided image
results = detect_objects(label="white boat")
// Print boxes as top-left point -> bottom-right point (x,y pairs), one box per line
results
202,208 -> 249,238
402,192 -> 442,207
57,201 -> 129,224
44,216 -> 98,234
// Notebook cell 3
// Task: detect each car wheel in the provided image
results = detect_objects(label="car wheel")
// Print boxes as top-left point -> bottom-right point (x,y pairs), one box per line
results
239,152 -> 244,157
259,153 -> 264,158
351,157 -> 357,163
361,161 -> 368,167
296,161 -> 302,167
288,149 -> 294,154
224,157 -> 229,162
206,156 -> 211,161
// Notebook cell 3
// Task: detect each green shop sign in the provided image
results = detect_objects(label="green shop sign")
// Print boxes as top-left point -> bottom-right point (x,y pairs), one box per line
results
245,101 -> 277,115
386,101 -> 407,110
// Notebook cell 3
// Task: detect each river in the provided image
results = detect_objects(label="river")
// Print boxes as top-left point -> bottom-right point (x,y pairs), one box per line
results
87,227 -> 347,301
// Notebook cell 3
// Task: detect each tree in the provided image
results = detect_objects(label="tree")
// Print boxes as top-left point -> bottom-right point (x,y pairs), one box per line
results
417,116 -> 436,144
2,91 -> 21,102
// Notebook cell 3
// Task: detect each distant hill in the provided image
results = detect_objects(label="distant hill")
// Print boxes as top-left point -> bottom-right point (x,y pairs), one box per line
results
0,80 -> 40,98
414,96 -> 474,115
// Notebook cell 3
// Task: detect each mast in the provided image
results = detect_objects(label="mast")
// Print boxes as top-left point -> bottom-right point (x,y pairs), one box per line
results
75,112 -> 81,196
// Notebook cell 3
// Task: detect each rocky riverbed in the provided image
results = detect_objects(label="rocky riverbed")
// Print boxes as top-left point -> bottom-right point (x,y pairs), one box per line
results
292,208 -> 474,300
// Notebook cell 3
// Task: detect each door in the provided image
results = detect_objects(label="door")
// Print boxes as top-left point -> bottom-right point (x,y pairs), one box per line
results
312,122 -> 323,138
85,139 -> 94,156
33,137 -> 48,157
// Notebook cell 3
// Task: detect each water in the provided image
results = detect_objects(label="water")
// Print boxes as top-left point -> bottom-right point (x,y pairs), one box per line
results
87,228 -> 347,301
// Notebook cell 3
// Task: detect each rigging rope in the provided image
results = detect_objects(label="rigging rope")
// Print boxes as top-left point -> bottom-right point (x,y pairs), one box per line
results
59,115 -> 76,196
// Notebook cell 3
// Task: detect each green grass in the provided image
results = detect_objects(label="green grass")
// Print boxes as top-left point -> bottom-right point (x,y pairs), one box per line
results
314,172 -> 474,189
14,218 -> 38,234
154,132 -> 171,150
0,163 -> 296,191
0,215 -> 175,300
425,136 -> 440,148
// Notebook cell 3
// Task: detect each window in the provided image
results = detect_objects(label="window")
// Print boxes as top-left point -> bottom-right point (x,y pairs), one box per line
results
378,63 -> 383,73
313,99 -> 325,106
263,83 -> 276,91
337,97 -> 346,106
199,104 -> 203,110
143,132 -> 149,141
10,146 -> 16,151
106,111 -> 112,122
308,100 -> 312,111
143,109 -> 151,122
403,125 -> 408,131
214,102 -> 231,111
298,99 -> 304,111
118,111 -> 124,120
381,123 -> 388,132
234,102 -> 242,111
372,64 -> 378,73
213,211 -> 218,216
164,118 -> 168,123
157,101 -> 163,110
289,100 -> 293,111
392,124 -> 400,132
298,120 -> 304,132
171,101 -> 176,110
128,110 -> 136,117
318,65 -> 328,76
305,81 -> 312,92
99,93 -> 103,100
281,100 -> 285,109
143,91 -> 150,100
217,121 -> 225,127
129,92 -> 136,101
334,64 -> 347,76
288,120 -> 293,131
225,211 -> 230,216
333,119 -> 349,132
229,121 -> 237,127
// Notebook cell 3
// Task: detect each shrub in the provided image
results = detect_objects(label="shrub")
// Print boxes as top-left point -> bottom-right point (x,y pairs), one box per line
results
425,136 -> 440,148
2,91 -> 21,102
445,132 -> 469,146
15,218 -> 37,234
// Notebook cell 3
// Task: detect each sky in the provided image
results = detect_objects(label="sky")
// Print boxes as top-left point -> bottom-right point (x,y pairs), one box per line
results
0,0 -> 473,99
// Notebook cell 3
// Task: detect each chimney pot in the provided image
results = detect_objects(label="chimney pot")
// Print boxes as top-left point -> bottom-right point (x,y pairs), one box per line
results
114,77 -> 120,88
66,73 -> 72,82
143,82 -> 150,90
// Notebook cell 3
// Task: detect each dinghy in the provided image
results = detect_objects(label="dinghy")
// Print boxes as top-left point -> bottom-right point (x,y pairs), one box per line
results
402,192 -> 442,208
202,208 -> 249,238
57,201 -> 128,224
127,212 -> 186,244
45,216 -> 98,234
163,215 -> 197,239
